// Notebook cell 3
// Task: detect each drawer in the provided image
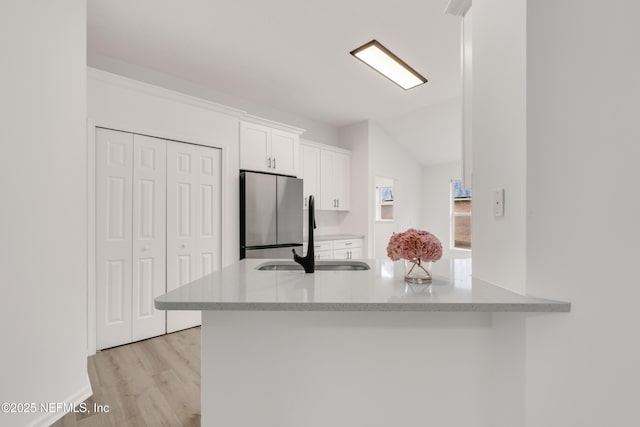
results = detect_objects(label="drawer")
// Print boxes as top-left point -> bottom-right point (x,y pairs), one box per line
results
304,240 -> 333,253
332,238 -> 362,250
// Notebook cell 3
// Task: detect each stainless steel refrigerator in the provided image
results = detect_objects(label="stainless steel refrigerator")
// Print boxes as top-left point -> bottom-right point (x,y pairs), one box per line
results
240,171 -> 303,259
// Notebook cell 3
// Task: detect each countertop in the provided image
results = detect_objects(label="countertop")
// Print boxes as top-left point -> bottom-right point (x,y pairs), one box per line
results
310,234 -> 364,242
155,258 -> 570,313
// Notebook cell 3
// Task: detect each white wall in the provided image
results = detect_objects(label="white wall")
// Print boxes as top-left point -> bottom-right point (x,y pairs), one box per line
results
472,0 -> 527,294
0,1 -> 91,426
369,122 -> 424,260
89,54 -> 339,146
305,211 -> 345,237
470,0 -> 640,425
524,0 -> 640,425
378,97 -> 462,166
422,161 -> 462,256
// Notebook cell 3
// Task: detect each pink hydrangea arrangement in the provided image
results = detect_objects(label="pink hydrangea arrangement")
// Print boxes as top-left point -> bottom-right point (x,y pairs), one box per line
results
386,228 -> 443,263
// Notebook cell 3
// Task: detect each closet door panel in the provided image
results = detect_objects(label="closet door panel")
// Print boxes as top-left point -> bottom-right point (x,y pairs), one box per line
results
96,128 -> 134,350
195,145 -> 222,279
167,142 -> 221,333
131,134 -> 167,341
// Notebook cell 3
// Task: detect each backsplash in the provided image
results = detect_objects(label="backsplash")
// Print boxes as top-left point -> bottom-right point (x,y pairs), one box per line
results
302,210 -> 347,240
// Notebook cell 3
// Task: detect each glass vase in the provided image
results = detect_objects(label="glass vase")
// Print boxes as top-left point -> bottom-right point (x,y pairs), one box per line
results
404,259 -> 433,284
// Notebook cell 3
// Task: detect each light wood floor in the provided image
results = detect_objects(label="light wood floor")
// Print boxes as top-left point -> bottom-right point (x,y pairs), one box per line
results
52,327 -> 201,427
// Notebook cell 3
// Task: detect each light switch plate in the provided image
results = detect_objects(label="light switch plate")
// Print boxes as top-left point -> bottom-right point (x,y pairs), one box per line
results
493,188 -> 504,217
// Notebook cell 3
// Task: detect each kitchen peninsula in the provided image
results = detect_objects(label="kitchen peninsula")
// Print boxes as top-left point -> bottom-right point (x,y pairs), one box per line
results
156,258 -> 569,426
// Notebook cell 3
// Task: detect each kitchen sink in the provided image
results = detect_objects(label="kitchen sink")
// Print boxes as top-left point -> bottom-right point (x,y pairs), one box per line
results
256,260 -> 370,271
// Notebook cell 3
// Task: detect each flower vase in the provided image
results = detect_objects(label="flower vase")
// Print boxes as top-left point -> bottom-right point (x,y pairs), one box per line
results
404,259 -> 433,284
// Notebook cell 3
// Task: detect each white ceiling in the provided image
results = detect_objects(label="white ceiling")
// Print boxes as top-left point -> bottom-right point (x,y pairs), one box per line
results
88,0 -> 462,165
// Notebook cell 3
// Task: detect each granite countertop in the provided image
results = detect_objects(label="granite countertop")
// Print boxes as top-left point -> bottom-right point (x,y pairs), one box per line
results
155,258 -> 570,313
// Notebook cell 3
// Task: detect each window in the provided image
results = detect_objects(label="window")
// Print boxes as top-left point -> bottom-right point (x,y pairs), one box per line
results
451,180 -> 471,250
375,177 -> 394,221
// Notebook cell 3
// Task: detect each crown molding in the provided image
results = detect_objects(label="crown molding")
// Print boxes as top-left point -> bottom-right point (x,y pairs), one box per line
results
242,115 -> 306,136
87,67 -> 247,118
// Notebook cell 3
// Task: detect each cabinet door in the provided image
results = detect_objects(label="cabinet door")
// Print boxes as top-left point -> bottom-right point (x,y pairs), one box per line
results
167,142 -> 222,333
271,129 -> 298,176
349,248 -> 362,259
240,122 -> 270,172
319,149 -> 351,211
332,249 -> 351,260
96,128 -> 134,350
299,144 -> 321,209
315,251 -> 334,260
333,152 -> 350,211
319,150 -> 336,210
334,248 -> 361,259
131,135 -> 167,342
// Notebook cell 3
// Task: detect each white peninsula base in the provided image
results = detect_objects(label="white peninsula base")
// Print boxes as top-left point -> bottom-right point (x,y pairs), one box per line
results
202,310 -> 495,427
156,258 -> 568,426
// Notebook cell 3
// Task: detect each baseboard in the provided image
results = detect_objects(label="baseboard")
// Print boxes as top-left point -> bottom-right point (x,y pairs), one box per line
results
27,380 -> 93,427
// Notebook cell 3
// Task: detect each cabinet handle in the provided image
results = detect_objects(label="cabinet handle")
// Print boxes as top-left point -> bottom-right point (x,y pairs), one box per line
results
273,157 -> 276,169
333,199 -> 336,208
337,199 -> 340,208
267,157 -> 272,168
304,197 -> 307,207
345,242 -> 352,246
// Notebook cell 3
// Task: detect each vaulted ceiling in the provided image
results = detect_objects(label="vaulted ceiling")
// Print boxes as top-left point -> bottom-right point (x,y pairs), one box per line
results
88,0 -> 462,165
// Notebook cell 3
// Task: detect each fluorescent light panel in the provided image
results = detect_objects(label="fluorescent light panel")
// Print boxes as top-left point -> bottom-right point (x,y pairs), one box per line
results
350,40 -> 427,90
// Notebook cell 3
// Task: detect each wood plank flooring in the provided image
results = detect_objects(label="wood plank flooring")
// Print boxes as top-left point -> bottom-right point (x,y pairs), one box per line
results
52,327 -> 201,427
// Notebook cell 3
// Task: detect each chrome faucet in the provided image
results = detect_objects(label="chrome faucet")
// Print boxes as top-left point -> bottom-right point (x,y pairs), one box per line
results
293,195 -> 316,273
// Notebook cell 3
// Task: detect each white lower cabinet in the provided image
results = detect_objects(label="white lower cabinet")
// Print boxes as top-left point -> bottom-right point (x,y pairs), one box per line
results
96,128 -> 221,350
333,248 -> 362,260
303,238 -> 363,260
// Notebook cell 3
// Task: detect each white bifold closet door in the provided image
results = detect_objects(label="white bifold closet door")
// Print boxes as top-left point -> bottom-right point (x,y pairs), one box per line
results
97,129 -> 167,349
96,128 -> 221,349
131,134 -> 167,342
166,141 -> 221,333
96,129 -> 134,350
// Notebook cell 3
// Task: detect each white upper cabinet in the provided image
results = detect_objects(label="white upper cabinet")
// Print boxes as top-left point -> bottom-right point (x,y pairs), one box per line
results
270,129 -> 298,175
240,120 -> 301,176
240,122 -> 271,172
299,141 -> 321,209
320,148 -> 351,211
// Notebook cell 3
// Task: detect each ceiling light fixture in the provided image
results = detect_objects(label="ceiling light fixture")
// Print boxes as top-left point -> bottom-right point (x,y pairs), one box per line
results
350,40 -> 427,90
